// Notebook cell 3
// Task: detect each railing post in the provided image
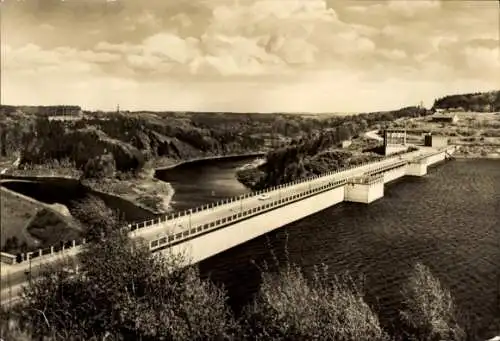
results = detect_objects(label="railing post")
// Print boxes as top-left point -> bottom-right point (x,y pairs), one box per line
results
72,240 -> 76,248
38,249 -> 42,257
50,246 -> 54,255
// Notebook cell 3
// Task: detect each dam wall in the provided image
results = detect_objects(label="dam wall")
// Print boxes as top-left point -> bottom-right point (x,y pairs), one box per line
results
406,161 -> 428,176
163,186 -> 346,264
164,148 -> 453,264
345,175 -> 384,204
383,164 -> 408,183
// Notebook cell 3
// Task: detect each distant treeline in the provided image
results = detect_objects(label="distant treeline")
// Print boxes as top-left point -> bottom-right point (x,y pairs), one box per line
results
0,109 -> 353,178
238,106 -> 429,189
433,90 -> 500,112
1,105 -> 82,117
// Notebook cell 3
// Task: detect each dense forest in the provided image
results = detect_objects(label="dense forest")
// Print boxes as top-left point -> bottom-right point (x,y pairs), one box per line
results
0,108 -> 331,178
0,105 -> 428,180
238,106 -> 428,189
433,90 -> 500,112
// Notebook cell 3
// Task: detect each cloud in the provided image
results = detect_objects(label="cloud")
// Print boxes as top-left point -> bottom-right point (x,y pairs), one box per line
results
387,0 -> 441,17
1,0 -> 499,112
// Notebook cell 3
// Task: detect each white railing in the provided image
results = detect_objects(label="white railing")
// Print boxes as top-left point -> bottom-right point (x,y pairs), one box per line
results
149,178 -> 348,251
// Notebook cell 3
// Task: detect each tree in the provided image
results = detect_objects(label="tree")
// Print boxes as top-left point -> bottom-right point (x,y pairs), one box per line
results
241,263 -> 388,341
70,195 -> 119,241
17,229 -> 238,341
399,262 -> 465,341
82,153 -> 117,179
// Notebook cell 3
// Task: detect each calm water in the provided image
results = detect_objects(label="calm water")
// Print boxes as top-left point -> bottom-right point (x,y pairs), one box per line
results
160,158 -> 500,338
155,158 -> 254,211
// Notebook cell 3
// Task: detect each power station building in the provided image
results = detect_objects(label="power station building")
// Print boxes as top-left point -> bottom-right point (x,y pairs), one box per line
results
424,134 -> 448,148
383,129 -> 408,155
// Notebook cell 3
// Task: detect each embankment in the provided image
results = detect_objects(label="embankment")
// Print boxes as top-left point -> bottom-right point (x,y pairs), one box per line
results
0,184 -> 81,252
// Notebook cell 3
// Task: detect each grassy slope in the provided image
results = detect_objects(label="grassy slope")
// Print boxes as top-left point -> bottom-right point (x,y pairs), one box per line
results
0,188 -> 40,248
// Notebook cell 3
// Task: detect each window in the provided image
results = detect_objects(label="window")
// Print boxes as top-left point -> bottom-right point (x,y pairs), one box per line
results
182,231 -> 189,237
204,224 -> 209,230
151,240 -> 159,248
175,233 -> 182,239
159,237 -> 167,245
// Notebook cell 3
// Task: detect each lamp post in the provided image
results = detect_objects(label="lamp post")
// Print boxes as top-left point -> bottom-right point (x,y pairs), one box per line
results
24,254 -> 32,288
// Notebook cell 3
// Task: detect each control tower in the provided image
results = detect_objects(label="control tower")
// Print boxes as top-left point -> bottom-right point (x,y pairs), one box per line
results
383,129 -> 407,155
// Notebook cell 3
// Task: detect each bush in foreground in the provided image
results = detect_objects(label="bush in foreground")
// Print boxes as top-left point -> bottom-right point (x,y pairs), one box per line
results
10,230 -> 238,341
241,262 -> 388,341
400,262 -> 465,341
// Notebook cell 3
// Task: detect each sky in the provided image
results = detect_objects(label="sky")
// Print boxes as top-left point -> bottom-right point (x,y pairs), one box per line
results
1,0 -> 499,113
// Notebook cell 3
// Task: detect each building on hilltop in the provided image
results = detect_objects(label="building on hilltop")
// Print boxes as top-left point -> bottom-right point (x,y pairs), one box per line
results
431,113 -> 459,124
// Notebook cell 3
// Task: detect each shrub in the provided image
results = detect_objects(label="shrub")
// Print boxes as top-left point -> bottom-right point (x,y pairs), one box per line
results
399,262 -> 465,341
15,230 -> 239,341
82,153 -> 116,179
241,262 -> 388,341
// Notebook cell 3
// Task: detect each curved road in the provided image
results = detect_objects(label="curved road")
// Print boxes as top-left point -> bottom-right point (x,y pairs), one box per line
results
365,129 -> 384,142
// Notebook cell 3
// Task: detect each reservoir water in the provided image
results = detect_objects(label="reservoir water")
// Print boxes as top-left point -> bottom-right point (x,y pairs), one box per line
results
158,158 -> 500,338
155,158 -> 253,211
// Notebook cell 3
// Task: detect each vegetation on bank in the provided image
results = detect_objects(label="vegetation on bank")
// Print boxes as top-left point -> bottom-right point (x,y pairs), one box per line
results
433,90 -> 500,112
0,106 -> 354,213
0,230 -> 480,341
0,187 -> 82,255
0,204 -> 481,341
237,106 -> 428,189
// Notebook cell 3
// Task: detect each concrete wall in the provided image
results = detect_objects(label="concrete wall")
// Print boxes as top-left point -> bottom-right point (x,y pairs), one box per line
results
162,186 -> 346,264
383,165 -> 407,183
344,182 -> 384,203
406,162 -> 428,176
425,152 -> 446,166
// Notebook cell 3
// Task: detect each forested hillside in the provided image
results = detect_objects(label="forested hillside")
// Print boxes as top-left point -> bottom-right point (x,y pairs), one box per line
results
238,106 -> 429,189
0,108 -> 337,178
433,90 -> 500,112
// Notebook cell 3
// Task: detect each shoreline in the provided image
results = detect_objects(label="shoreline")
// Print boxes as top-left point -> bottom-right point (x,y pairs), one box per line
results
0,185 -> 81,252
152,152 -> 266,171
1,153 -> 266,217
453,154 -> 500,160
